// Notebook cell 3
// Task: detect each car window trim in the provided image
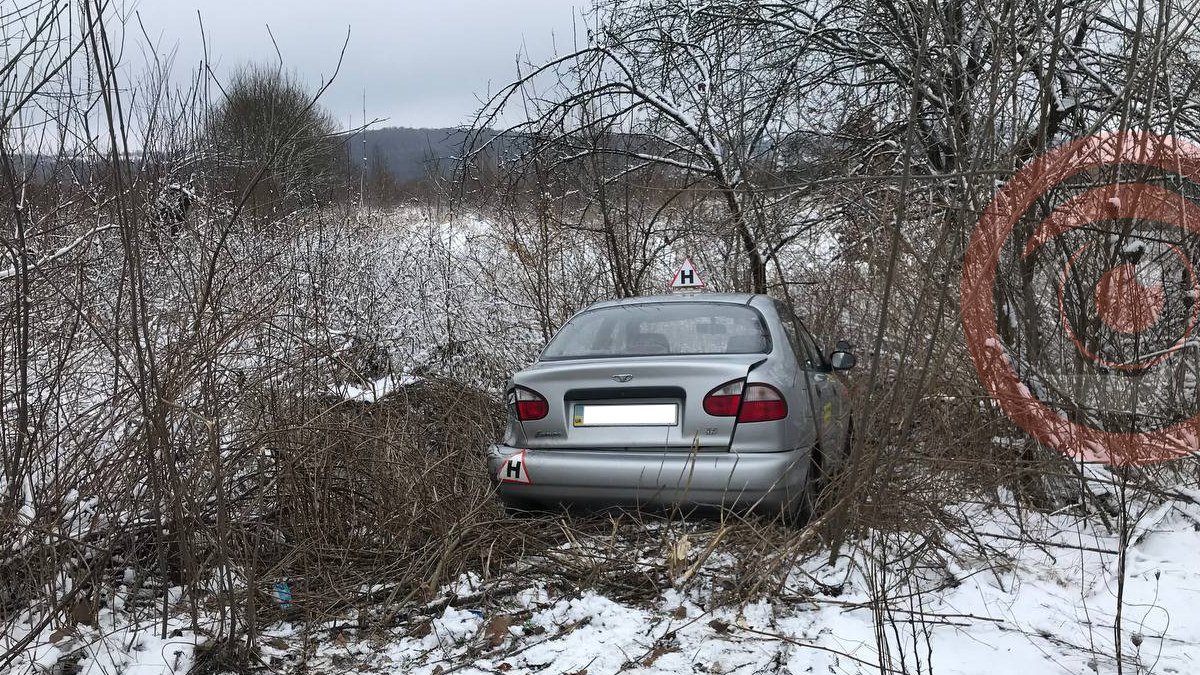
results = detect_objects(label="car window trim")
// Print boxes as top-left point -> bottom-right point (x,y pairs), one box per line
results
773,299 -> 830,372
794,316 -> 832,372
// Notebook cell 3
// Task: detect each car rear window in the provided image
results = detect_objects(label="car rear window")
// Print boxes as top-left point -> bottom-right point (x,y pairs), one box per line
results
540,302 -> 770,360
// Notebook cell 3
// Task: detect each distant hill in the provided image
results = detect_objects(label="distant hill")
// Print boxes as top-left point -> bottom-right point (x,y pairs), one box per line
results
343,126 -> 832,187
344,126 -> 497,183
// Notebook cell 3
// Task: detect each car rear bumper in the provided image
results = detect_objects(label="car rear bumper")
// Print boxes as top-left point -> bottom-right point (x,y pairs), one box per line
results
486,444 -> 811,513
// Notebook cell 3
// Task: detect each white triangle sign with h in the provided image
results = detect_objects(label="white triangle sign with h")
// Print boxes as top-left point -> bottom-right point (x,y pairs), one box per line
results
498,449 -> 532,484
669,257 -> 705,292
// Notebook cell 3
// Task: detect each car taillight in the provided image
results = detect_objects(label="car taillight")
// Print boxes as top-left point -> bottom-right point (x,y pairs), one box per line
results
737,383 -> 787,422
510,387 -> 549,421
704,380 -> 787,423
703,379 -> 744,416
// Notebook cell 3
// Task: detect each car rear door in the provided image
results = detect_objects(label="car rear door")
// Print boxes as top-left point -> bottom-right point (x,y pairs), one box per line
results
795,319 -> 847,453
775,302 -> 842,453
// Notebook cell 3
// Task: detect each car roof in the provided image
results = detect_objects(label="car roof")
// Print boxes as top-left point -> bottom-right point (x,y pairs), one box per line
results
585,293 -> 762,311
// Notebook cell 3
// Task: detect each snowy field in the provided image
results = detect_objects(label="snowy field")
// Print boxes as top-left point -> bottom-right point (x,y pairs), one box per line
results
11,490 -> 1199,675
303,498 -> 1200,675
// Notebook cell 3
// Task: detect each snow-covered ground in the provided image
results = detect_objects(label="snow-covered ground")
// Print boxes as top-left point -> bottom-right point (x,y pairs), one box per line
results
7,492 -> 1199,675
4,588 -> 203,675
291,497 -> 1199,675
289,496 -> 1195,673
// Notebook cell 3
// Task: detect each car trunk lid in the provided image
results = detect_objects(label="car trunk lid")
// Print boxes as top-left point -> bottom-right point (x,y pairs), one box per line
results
511,354 -> 764,450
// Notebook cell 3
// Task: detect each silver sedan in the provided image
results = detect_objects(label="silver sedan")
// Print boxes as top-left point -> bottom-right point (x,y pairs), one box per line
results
486,293 -> 856,520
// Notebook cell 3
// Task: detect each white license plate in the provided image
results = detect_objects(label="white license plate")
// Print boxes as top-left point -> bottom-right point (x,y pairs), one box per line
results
573,403 -> 678,426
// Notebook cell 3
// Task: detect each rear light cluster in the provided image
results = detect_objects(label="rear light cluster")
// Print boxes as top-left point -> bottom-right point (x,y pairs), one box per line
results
509,387 -> 548,421
702,380 -> 743,416
703,379 -> 787,423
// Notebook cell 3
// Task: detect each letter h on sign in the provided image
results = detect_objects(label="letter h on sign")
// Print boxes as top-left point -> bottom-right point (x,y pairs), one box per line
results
669,257 -> 704,290
498,449 -> 531,484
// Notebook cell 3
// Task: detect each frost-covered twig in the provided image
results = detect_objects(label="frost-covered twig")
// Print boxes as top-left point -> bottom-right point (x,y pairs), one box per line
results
0,223 -> 116,282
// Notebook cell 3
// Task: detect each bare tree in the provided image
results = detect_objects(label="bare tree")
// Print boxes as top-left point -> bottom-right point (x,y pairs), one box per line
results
466,0 -> 846,293
207,64 -> 341,217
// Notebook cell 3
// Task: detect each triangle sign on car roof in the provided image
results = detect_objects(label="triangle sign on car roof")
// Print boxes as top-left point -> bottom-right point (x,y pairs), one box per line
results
669,257 -> 705,292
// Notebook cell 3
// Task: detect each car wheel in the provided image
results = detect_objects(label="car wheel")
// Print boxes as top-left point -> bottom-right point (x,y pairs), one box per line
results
787,446 -> 825,526
840,420 -> 855,466
824,421 -> 854,502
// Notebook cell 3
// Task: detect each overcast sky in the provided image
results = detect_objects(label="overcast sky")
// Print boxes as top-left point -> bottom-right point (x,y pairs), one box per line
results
132,0 -> 587,130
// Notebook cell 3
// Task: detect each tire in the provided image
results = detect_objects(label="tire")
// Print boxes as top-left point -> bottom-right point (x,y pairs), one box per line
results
800,445 -> 826,523
783,445 -> 824,527
839,420 -> 855,467
793,422 -> 854,526
818,422 -> 854,514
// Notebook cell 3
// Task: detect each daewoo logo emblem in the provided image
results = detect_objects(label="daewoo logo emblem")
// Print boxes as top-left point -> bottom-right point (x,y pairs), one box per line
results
612,374 -> 634,383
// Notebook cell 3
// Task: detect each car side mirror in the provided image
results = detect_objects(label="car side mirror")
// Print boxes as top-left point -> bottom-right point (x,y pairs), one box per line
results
830,340 -> 856,371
